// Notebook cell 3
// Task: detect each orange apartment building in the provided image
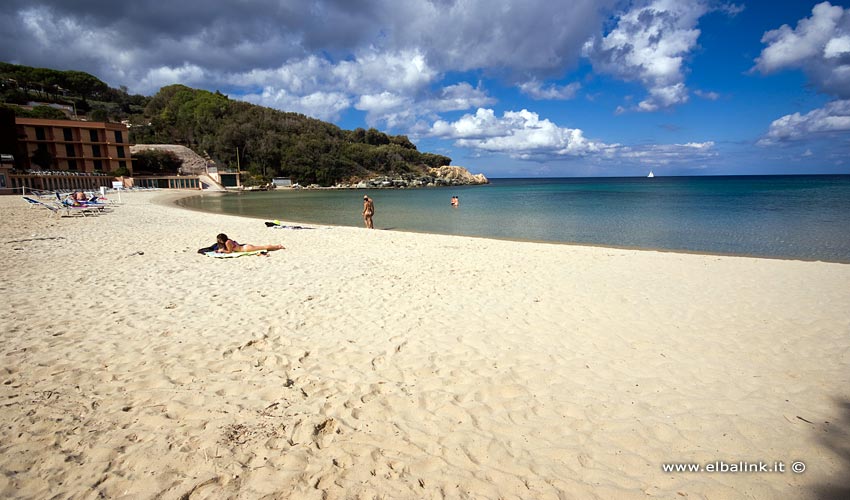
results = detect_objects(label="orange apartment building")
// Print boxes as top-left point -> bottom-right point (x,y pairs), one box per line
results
1,116 -> 222,194
15,118 -> 134,174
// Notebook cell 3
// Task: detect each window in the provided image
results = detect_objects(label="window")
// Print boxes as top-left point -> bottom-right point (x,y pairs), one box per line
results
114,130 -> 123,143
92,145 -> 101,157
117,146 -> 125,158
93,159 -> 102,171
89,129 -> 99,142
68,159 -> 77,171
65,144 -> 76,157
35,127 -> 46,141
119,160 -> 127,170
63,128 -> 73,141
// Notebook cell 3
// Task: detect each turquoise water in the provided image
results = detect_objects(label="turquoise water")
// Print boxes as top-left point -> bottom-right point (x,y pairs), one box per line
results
176,175 -> 850,262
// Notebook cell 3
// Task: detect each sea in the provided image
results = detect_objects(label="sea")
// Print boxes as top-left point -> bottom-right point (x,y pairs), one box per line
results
176,175 -> 850,263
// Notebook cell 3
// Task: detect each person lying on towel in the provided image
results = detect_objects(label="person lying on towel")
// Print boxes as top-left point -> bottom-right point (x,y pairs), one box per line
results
214,233 -> 284,253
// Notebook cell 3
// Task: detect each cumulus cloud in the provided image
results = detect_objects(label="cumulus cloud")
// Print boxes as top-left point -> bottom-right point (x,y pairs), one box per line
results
389,0 -> 617,74
0,0 -> 619,127
753,1 -> 850,98
754,3 -> 850,146
584,0 -> 709,112
430,108 -> 614,159
0,0 -> 612,94
241,88 -> 351,122
0,0 -> 722,168
136,64 -> 209,95
758,99 -> 850,145
429,82 -> 496,112
429,107 -> 717,164
518,80 -> 582,100
333,50 -> 437,95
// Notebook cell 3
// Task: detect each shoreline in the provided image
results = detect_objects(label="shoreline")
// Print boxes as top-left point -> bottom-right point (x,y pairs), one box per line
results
2,190 -> 849,499
169,190 -> 850,265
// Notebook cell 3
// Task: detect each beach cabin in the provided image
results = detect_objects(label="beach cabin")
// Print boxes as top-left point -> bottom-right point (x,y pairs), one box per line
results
273,177 -> 292,188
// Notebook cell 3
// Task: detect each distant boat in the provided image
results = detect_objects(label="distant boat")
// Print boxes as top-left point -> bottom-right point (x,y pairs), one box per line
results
647,171 -> 655,178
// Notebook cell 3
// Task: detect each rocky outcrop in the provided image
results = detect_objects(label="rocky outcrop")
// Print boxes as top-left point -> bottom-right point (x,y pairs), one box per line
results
331,165 -> 488,189
427,165 -> 489,185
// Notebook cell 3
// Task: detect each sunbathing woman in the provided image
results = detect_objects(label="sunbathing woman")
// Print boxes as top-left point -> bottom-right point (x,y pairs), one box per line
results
215,233 -> 284,253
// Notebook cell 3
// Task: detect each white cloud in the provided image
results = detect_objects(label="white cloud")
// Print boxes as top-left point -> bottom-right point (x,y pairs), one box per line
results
241,88 -> 351,122
220,50 -> 491,125
694,89 -> 720,100
584,0 -> 709,112
518,80 -> 581,100
718,3 -> 745,17
391,0 -> 617,74
824,35 -> 850,58
753,1 -> 850,98
429,108 -> 613,159
429,107 -> 717,165
354,92 -> 415,127
231,56 -> 332,94
137,64 -> 208,94
333,49 -> 437,95
758,99 -> 850,145
429,82 -> 495,112
3,0 -> 616,93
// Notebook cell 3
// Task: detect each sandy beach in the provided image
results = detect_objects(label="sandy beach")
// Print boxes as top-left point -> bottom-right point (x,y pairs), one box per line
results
1,190 -> 848,499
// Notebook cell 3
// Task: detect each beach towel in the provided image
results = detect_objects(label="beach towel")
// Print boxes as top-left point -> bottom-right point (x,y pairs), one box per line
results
197,243 -> 219,254
204,250 -> 267,258
265,221 -> 312,229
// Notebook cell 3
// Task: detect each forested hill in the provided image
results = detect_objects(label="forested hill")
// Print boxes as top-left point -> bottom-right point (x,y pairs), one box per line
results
0,62 -> 147,120
131,85 -> 451,186
1,62 -> 452,186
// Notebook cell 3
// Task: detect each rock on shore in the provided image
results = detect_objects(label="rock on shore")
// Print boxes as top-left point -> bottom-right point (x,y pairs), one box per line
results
332,165 -> 489,189
427,165 -> 489,185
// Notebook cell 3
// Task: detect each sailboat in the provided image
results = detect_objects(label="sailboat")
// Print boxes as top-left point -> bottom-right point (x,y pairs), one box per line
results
647,170 -> 655,178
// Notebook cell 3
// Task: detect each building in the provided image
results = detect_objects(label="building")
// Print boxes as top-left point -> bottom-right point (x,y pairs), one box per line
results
4,117 -> 236,194
0,108 -> 15,194
15,118 -> 133,174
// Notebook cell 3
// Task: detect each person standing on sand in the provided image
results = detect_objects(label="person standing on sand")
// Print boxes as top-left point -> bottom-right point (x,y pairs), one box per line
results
362,195 -> 375,229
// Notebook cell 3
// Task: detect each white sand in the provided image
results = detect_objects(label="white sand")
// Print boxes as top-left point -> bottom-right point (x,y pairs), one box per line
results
1,191 -> 848,499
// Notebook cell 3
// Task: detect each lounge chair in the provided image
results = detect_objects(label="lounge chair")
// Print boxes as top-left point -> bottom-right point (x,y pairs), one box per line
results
25,196 -> 99,217
56,192 -> 110,214
23,196 -> 61,216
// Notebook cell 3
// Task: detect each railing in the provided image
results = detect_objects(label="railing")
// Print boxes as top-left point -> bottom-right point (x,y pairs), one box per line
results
131,176 -> 201,190
9,171 -> 115,193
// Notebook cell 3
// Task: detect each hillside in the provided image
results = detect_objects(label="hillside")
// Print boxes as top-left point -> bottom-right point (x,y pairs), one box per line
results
0,62 -> 472,187
130,84 -> 453,186
0,62 -> 148,121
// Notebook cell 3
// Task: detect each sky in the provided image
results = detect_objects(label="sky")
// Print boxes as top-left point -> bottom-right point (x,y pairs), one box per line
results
2,0 -> 849,178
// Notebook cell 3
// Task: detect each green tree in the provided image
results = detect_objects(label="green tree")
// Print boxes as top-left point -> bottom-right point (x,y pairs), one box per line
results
132,150 -> 182,174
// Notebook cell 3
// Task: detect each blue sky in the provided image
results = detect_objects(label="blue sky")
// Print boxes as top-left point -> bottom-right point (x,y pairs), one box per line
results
2,0 -> 849,177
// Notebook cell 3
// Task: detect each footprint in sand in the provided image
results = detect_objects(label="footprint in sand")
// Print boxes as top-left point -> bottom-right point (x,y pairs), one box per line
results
314,418 -> 339,449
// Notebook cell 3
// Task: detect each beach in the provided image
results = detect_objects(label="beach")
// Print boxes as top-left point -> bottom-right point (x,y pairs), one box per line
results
1,190 -> 848,499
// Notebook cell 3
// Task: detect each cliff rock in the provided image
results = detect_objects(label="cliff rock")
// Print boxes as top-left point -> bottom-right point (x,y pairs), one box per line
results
427,166 -> 489,185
